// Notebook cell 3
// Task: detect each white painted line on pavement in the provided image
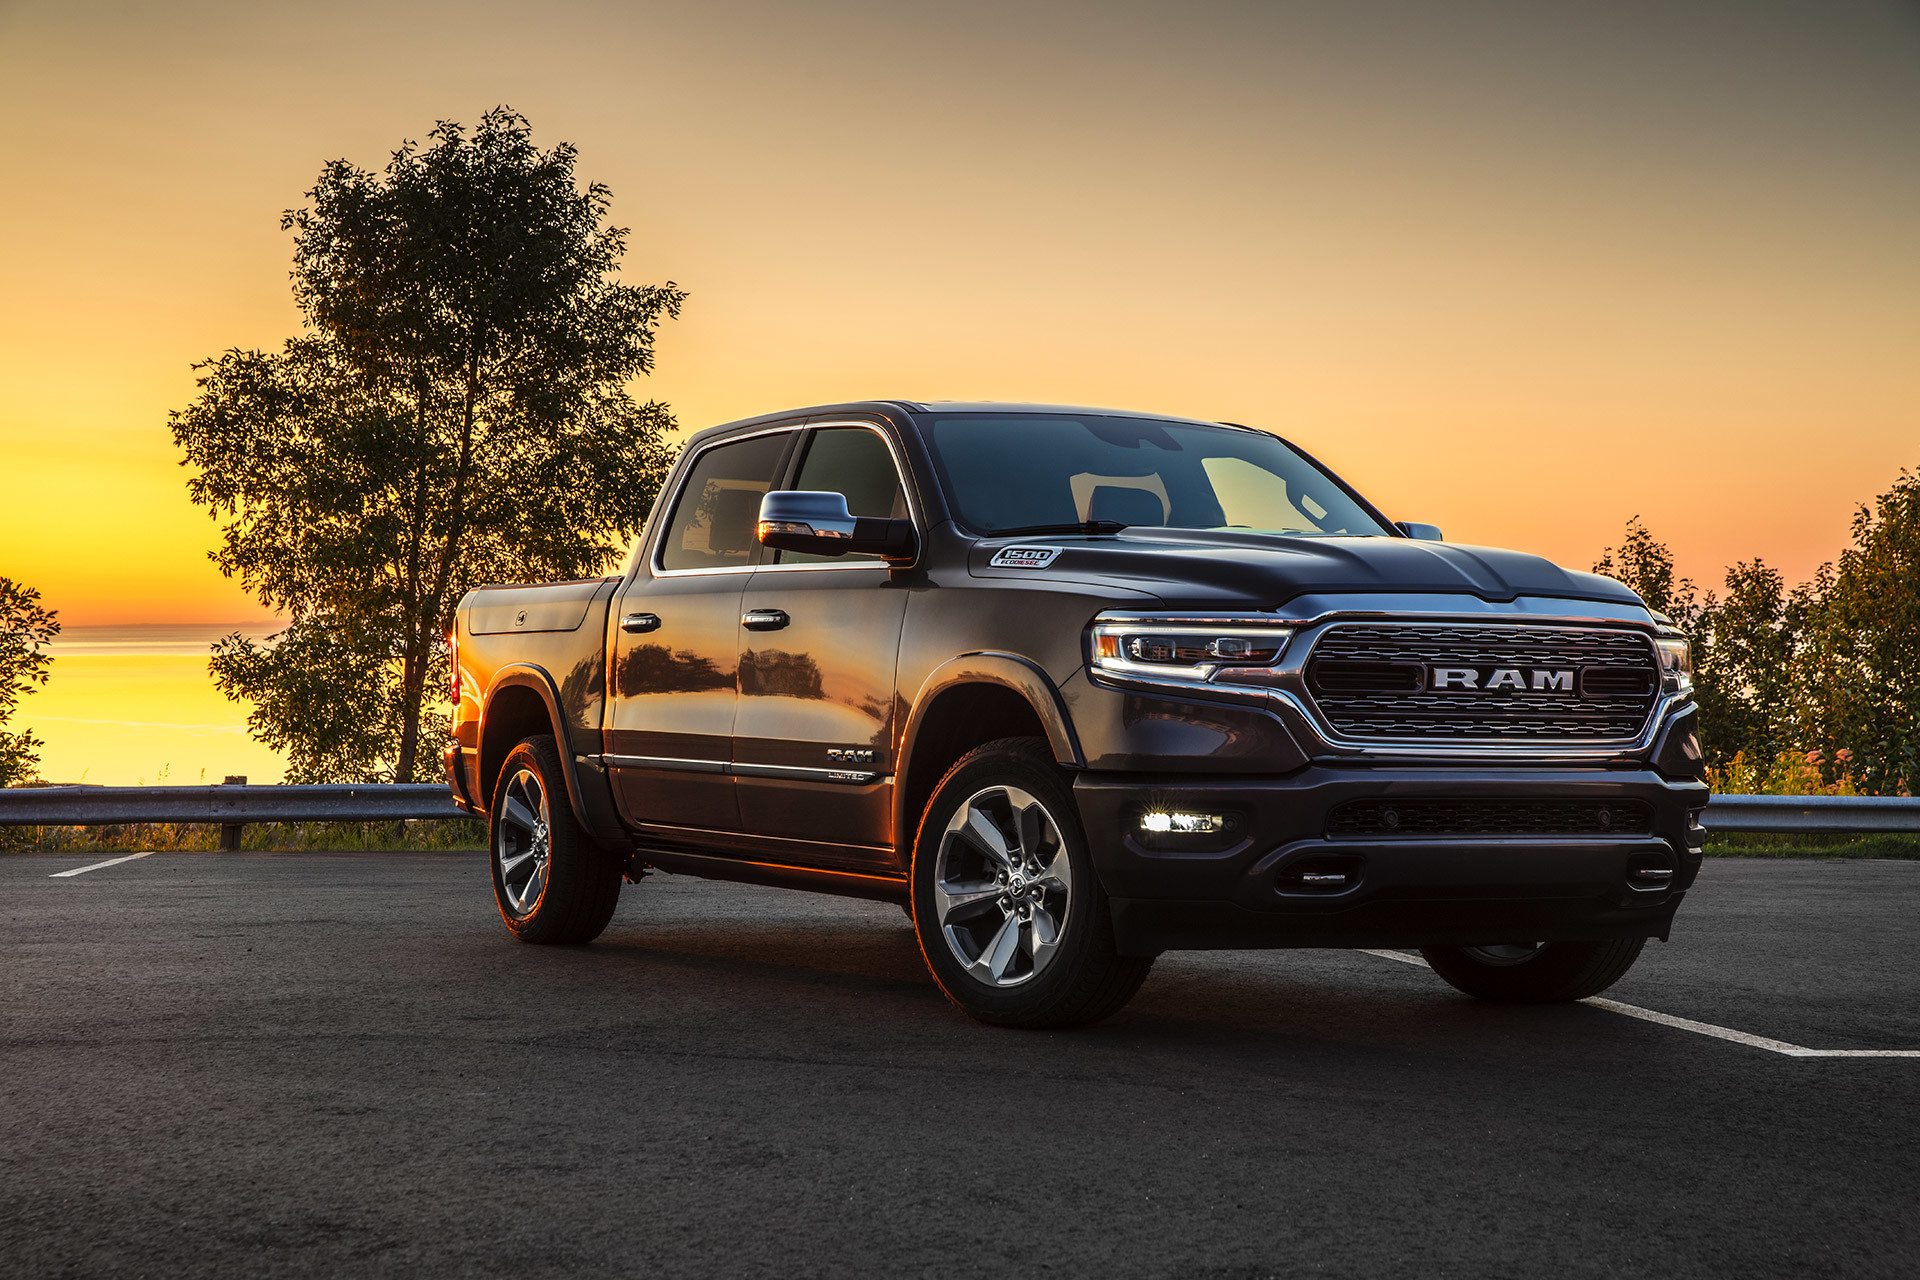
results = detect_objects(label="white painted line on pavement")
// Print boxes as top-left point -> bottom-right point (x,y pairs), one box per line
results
1360,948 -> 1429,967
1359,949 -> 1920,1059
49,852 -> 153,878
1584,998 -> 1920,1057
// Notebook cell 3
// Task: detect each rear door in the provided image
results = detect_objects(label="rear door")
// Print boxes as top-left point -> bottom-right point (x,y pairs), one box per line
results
606,428 -> 797,848
732,423 -> 917,869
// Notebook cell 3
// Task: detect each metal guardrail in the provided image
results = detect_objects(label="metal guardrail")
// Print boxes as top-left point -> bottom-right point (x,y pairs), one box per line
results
0,784 -> 1916,834
1698,794 -> 1920,834
0,784 -> 466,825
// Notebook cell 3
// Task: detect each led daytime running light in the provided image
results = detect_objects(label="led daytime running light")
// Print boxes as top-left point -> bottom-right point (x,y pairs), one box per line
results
1089,614 -> 1293,687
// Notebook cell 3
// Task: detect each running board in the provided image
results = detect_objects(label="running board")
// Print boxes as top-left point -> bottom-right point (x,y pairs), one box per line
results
634,847 -> 910,906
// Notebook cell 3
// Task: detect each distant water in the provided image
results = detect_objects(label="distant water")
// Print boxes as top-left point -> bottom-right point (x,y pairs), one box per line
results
30,624 -> 290,785
50,624 -> 282,656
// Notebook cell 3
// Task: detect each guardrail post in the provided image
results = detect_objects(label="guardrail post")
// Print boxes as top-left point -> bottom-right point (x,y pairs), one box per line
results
220,776 -> 245,851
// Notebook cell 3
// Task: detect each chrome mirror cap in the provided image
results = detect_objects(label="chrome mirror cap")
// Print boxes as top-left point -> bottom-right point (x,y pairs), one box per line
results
758,490 -> 858,542
757,490 -> 918,563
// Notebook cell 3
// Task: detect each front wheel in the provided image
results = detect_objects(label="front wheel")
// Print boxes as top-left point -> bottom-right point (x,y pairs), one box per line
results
490,734 -> 622,944
1419,938 -> 1646,1002
911,737 -> 1152,1028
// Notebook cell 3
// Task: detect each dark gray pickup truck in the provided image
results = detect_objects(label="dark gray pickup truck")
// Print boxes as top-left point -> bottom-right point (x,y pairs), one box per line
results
446,401 -> 1707,1027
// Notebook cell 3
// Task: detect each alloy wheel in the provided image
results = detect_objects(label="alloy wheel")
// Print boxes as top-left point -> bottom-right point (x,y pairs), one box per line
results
933,785 -> 1073,987
495,767 -> 552,917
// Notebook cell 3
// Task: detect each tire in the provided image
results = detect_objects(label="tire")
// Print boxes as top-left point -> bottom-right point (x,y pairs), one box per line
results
490,734 -> 622,944
911,737 -> 1152,1028
1418,938 -> 1647,1003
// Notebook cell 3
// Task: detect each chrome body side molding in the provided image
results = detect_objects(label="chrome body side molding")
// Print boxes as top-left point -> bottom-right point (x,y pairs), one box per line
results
599,753 -> 881,785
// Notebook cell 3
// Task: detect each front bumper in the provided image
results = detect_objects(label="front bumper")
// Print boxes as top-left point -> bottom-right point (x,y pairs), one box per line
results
1074,766 -> 1708,955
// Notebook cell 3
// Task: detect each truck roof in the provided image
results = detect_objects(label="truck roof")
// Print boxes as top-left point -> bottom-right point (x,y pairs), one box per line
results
692,400 -> 1240,440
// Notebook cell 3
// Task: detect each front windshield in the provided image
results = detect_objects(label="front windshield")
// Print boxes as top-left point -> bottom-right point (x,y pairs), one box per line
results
925,415 -> 1391,538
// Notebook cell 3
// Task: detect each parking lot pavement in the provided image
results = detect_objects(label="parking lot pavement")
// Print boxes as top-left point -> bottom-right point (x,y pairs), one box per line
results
4,852 -> 1916,1279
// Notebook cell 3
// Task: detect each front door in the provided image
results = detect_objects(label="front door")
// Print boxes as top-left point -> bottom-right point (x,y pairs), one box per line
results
733,424 -> 916,870
607,428 -> 796,848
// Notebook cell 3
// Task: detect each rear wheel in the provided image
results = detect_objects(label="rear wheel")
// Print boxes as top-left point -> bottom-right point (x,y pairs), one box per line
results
1419,938 -> 1646,1002
911,737 -> 1152,1028
490,735 -> 622,944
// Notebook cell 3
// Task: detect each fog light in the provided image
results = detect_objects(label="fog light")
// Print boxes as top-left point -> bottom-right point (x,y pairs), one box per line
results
1140,811 -> 1224,835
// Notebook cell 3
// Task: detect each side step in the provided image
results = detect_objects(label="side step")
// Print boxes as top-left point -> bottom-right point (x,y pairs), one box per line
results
633,847 -> 909,905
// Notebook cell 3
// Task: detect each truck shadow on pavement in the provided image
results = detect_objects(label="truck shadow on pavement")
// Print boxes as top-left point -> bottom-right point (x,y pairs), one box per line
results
576,907 -> 1660,1066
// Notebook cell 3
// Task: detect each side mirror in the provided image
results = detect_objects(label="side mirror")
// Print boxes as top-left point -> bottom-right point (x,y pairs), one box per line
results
757,491 -> 917,563
1395,521 -> 1444,542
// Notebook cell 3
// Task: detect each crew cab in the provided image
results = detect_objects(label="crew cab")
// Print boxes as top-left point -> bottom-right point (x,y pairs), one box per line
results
446,402 -> 1707,1027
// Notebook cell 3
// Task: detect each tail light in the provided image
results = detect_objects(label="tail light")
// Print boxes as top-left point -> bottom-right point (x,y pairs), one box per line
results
448,629 -> 460,712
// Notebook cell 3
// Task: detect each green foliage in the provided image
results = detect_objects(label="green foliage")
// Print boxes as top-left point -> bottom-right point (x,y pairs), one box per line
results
171,108 -> 683,783
1597,468 -> 1920,794
1795,470 -> 1920,795
11,820 -> 486,853
1705,832 -> 1920,860
1593,516 -> 1699,625
0,577 -> 60,788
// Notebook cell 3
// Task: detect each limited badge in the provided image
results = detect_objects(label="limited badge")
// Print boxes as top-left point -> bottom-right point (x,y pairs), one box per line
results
989,545 -> 1062,569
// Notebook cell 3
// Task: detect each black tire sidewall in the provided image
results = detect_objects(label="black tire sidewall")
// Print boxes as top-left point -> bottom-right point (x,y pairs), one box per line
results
911,739 -> 1103,1020
1420,938 -> 1645,1002
490,735 -> 618,943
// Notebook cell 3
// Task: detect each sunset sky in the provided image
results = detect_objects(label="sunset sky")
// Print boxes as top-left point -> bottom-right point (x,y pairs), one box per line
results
3,0 -> 1918,781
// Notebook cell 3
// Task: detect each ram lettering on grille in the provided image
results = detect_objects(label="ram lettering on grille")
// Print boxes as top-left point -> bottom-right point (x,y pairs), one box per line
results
1304,625 -> 1660,744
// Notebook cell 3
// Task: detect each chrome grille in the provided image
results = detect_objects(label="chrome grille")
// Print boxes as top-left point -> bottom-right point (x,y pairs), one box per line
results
1304,624 -> 1659,744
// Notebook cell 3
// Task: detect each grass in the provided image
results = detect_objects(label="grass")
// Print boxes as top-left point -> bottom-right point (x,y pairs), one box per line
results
1705,832 -> 1920,860
3,819 -> 486,854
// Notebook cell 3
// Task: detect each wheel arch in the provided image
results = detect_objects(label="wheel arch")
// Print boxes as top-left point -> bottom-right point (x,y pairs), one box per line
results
894,653 -> 1084,860
479,664 -> 612,841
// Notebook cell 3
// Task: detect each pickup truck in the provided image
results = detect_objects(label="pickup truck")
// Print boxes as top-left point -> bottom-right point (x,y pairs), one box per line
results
446,401 -> 1707,1028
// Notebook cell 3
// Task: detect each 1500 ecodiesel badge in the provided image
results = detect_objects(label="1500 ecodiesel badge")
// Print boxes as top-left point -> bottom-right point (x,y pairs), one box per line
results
445,402 -> 1707,1028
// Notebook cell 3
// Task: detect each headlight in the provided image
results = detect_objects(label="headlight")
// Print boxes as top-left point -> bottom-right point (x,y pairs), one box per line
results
1654,636 -> 1692,697
1090,614 -> 1293,687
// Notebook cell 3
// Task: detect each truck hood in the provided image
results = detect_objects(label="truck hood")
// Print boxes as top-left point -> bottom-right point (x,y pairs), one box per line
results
968,527 -> 1643,611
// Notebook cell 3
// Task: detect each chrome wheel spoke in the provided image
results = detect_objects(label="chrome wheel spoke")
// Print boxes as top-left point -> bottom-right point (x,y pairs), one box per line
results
1033,843 -> 1073,896
501,794 -> 540,835
970,912 -> 1023,983
960,804 -> 1015,870
519,860 -> 546,911
498,849 -> 539,879
1029,904 -> 1061,969
1014,802 -> 1046,863
936,879 -> 1003,921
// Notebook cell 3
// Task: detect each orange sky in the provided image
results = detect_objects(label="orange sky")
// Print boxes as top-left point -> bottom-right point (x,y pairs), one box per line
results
3,0 -> 1918,628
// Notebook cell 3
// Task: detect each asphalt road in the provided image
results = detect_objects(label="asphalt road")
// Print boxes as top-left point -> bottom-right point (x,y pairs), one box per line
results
4,852 -> 1916,1279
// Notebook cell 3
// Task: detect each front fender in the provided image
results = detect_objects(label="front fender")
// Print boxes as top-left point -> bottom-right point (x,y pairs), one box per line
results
902,651 -> 1086,770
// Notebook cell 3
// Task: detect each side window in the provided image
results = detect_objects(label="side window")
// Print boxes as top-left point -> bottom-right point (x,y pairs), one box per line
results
778,428 -> 909,564
657,432 -> 793,571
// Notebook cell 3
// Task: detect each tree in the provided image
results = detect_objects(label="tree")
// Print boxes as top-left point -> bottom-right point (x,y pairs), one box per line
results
1594,519 -> 1796,768
0,577 -> 60,787
1592,516 -> 1699,627
1794,470 -> 1920,794
1689,560 -> 1797,769
172,109 -> 684,782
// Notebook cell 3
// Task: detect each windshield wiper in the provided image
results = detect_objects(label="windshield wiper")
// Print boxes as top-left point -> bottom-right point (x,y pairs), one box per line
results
986,520 -> 1129,537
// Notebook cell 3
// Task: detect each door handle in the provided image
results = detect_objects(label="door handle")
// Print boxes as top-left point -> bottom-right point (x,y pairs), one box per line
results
741,609 -> 790,632
621,613 -> 661,634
